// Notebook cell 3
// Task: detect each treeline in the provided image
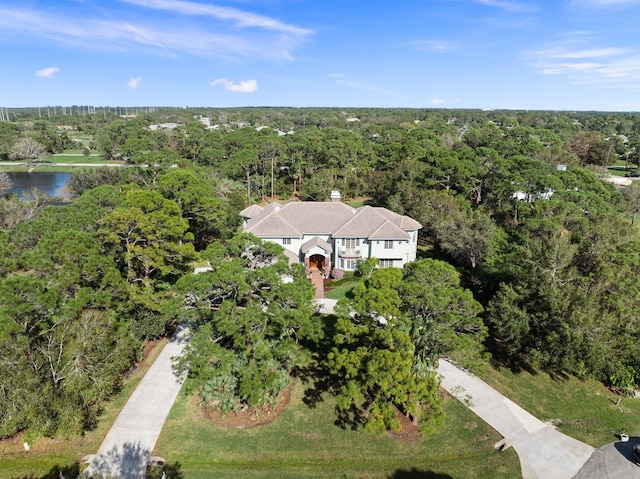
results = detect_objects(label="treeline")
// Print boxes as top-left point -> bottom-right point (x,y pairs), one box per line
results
0,165 -> 246,439
2,108 -> 640,439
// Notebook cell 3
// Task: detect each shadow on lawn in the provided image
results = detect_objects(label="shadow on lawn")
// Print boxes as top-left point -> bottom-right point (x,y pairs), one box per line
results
10,460 -> 184,479
388,469 -> 454,479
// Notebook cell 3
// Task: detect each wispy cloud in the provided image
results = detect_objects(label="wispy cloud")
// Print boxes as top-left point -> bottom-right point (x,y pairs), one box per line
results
211,78 -> 258,93
119,0 -> 312,36
128,77 -> 141,88
0,5 -> 311,62
538,46 -> 628,59
410,40 -> 456,53
474,0 -> 537,13
571,0 -> 640,7
430,98 -> 446,105
35,66 -> 60,78
528,37 -> 640,88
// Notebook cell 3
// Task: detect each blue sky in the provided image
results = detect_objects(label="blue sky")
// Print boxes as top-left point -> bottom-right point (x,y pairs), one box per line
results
1,0 -> 640,111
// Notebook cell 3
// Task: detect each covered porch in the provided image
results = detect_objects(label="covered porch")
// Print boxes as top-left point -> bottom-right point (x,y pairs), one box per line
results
301,237 -> 333,298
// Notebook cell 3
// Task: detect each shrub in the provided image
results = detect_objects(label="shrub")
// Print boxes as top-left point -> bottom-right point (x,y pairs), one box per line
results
331,269 -> 345,280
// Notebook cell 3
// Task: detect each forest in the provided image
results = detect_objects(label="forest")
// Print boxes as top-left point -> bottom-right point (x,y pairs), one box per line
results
1,106 -> 640,439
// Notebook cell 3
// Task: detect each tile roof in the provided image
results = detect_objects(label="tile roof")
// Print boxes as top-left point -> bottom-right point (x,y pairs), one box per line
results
243,201 -> 421,239
301,236 -> 333,254
334,206 -> 413,239
240,204 -> 264,218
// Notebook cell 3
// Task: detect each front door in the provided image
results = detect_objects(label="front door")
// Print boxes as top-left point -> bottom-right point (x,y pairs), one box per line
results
309,254 -> 325,270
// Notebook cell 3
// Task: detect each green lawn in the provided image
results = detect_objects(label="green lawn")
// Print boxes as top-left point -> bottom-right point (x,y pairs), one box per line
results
324,281 -> 357,300
0,340 -> 168,479
50,154 -> 121,164
154,379 -> 520,479
475,363 -> 640,447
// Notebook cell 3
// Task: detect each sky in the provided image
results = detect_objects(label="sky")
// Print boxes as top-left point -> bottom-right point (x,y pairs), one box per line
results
1,0 -> 640,111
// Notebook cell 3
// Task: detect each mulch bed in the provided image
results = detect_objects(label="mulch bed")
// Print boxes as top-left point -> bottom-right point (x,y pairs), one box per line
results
199,383 -> 294,429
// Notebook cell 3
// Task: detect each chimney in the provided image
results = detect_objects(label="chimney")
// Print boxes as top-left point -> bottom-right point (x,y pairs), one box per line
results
330,190 -> 341,202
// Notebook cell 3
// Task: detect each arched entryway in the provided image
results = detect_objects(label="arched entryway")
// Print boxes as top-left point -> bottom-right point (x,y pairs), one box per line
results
309,254 -> 325,270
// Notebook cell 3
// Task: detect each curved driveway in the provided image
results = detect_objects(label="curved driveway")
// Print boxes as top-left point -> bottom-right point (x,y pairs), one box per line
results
438,359 -> 595,479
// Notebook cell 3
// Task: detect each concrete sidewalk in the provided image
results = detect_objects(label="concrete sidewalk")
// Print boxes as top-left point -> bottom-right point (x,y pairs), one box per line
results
83,325 -> 189,479
438,359 -> 595,479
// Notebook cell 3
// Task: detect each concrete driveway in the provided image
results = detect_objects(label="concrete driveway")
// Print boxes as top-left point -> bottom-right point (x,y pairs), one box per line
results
575,437 -> 640,479
438,359 -> 595,479
83,325 -> 189,479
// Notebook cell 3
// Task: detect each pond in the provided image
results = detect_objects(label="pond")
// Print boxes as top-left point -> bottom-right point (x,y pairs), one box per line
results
6,171 -> 72,199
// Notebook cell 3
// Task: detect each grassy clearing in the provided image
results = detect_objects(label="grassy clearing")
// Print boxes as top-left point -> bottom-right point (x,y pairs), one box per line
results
476,363 -> 640,447
50,155 -> 120,164
0,339 -> 168,479
324,281 -> 357,300
154,380 -> 520,479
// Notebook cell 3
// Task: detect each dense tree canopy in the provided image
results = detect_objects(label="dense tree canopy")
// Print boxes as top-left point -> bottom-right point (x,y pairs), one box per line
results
2,106 -> 640,439
176,234 -> 319,412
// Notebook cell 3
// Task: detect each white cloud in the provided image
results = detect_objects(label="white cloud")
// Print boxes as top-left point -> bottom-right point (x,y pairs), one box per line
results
475,0 -> 537,13
528,39 -> 640,88
128,77 -> 141,89
430,98 -> 446,105
35,66 -> 60,78
0,6 -> 310,62
119,0 -> 312,36
572,0 -> 640,7
211,78 -> 258,93
410,40 -> 456,53
540,46 -> 627,59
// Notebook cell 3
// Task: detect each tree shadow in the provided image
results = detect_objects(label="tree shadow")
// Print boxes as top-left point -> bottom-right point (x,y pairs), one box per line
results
81,441 -> 150,478
11,463 -> 81,479
146,461 -> 185,479
10,459 -> 184,479
485,336 -> 538,376
388,469 -> 454,479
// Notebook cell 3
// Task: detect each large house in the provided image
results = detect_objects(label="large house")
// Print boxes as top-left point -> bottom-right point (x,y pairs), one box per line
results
240,191 -> 422,276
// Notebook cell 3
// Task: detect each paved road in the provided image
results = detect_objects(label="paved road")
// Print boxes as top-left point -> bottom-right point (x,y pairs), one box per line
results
83,325 -> 189,479
438,359 -> 595,479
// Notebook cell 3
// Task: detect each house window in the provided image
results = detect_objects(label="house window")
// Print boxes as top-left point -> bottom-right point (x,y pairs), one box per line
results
384,240 -> 393,249
342,238 -> 359,250
379,259 -> 394,268
283,238 -> 291,245
345,259 -> 356,270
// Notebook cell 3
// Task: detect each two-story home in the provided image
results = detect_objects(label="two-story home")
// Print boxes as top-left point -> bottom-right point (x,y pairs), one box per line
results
240,191 -> 422,276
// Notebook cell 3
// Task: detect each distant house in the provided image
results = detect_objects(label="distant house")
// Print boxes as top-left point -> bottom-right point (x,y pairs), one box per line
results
240,191 -> 421,275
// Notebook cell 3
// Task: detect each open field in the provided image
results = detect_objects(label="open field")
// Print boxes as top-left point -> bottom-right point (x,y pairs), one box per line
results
0,158 -> 125,173
0,340 -> 167,479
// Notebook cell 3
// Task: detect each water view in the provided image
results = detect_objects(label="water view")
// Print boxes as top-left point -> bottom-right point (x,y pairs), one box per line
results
7,171 -> 71,199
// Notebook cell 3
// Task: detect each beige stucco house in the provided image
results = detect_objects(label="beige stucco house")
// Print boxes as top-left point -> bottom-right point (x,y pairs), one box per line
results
240,192 -> 421,275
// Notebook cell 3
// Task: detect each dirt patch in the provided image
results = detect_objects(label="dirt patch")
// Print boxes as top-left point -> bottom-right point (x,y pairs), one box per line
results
199,383 -> 293,429
386,407 -> 421,443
